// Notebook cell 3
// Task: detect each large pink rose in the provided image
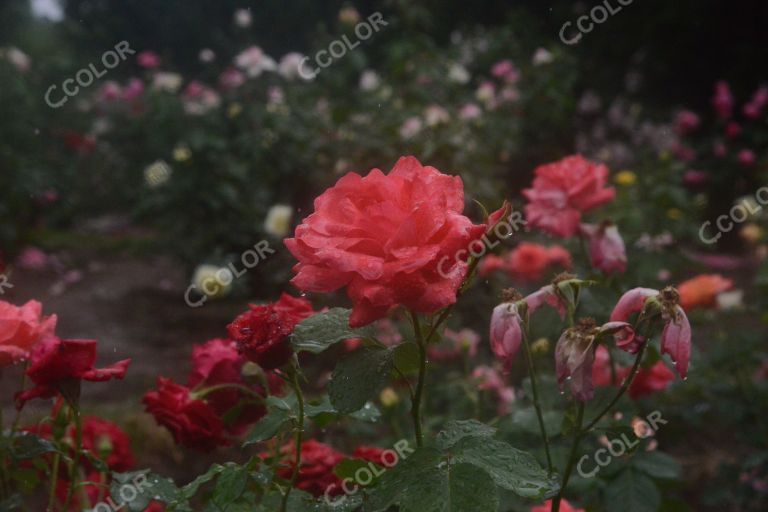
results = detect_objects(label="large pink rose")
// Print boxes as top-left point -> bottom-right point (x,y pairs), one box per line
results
0,300 -> 57,367
523,155 -> 615,237
285,156 -> 486,327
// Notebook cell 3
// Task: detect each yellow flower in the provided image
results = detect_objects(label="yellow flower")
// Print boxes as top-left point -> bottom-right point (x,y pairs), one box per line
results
666,208 -> 683,220
143,160 -> 172,188
192,264 -> 233,299
173,145 -> 191,162
531,338 -> 550,354
227,102 -> 242,118
740,223 -> 763,244
614,170 -> 637,186
379,387 -> 399,407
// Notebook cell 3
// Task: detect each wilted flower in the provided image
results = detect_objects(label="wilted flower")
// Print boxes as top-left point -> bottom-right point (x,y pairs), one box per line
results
264,204 -> 293,237
555,319 -> 599,401
580,222 -> 627,274
144,160 -> 172,187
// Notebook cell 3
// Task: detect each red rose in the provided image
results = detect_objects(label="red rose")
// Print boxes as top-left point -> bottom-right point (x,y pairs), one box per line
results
531,499 -> 584,512
79,416 -> 136,472
352,445 -> 387,466
523,155 -> 615,238
15,336 -> 130,408
276,440 -> 346,497
285,156 -> 487,327
142,377 -> 227,451
189,338 -> 282,434
0,299 -> 57,367
227,293 -> 314,369
628,362 -> 675,399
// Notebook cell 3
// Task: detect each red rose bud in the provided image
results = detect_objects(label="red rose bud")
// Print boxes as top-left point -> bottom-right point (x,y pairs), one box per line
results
227,293 -> 313,370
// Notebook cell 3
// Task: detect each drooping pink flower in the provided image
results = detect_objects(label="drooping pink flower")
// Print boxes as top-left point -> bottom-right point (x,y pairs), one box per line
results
661,304 -> 691,379
523,155 -> 615,237
609,288 -> 659,323
137,51 -> 161,69
555,321 -> 599,401
580,222 -> 627,274
489,302 -> 523,370
712,81 -> 734,120
524,284 -> 567,319
531,499 -> 584,512
674,110 -> 700,136
285,156 -> 487,327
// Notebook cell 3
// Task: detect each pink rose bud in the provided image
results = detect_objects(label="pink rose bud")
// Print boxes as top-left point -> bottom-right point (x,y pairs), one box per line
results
712,81 -> 733,120
489,300 -> 523,371
580,222 -> 627,274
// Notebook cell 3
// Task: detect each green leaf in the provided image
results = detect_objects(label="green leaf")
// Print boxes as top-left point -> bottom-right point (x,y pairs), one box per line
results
9,433 -> 58,460
110,470 -> 186,512
366,447 -> 499,512
333,458 -> 377,483
451,437 -> 559,499
604,468 -> 661,512
329,346 -> 393,413
304,395 -> 381,424
211,465 -> 249,507
632,451 -> 682,480
291,308 -> 374,353
392,342 -> 421,375
244,409 -> 289,446
436,419 -> 496,449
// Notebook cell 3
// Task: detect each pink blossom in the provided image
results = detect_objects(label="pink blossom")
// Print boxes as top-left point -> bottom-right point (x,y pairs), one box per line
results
609,288 -> 658,323
742,85 -> 768,119
122,78 -> 144,101
219,67 -> 246,90
580,222 -> 627,274
725,122 -> 741,139
683,170 -> 710,187
712,81 -> 733,120
489,302 -> 523,370
555,323 -> 598,401
137,51 -> 160,69
661,305 -> 691,379
458,103 -> 482,120
738,149 -> 756,167
674,110 -> 700,136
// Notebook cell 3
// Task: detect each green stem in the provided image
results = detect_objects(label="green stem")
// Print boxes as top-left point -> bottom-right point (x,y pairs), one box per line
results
47,451 -> 61,512
521,326 -> 553,475
409,312 -> 427,447
63,407 -> 83,510
582,342 -> 647,433
551,402 -> 584,512
280,365 -> 305,512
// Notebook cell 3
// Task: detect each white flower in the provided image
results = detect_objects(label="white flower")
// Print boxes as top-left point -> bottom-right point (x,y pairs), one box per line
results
424,105 -> 449,126
447,63 -> 470,84
1,47 -> 30,72
199,48 -> 216,63
235,46 -> 277,77
359,70 -> 380,91
234,8 -> 252,28
716,289 -> 743,310
264,204 -> 293,237
278,52 -> 309,80
192,264 -> 233,299
532,47 -> 554,66
152,72 -> 183,93
144,160 -> 172,188
399,117 -> 423,139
